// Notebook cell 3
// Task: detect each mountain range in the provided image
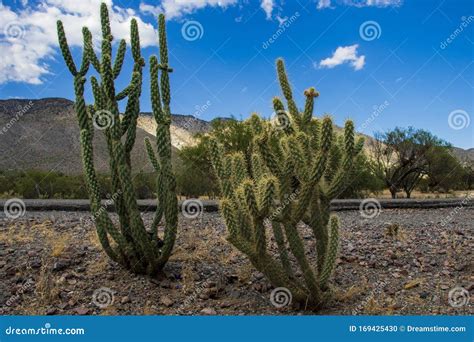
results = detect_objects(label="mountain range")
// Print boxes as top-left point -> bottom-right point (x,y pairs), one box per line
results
0,98 -> 472,174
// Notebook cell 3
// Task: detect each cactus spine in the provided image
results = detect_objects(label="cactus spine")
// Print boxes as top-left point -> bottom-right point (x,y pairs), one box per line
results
57,3 -> 177,275
210,59 -> 363,308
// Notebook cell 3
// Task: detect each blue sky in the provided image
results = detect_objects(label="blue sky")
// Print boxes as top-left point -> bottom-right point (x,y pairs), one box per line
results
0,0 -> 473,148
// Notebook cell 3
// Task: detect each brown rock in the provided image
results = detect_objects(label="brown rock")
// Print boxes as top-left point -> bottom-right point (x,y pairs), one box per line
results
160,296 -> 174,307
200,308 -> 217,315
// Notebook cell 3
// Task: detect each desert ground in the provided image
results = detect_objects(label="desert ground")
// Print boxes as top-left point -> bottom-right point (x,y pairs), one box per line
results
0,208 -> 472,315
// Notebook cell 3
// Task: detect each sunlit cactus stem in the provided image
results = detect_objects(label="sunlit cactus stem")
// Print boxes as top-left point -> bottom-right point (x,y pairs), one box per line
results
210,58 -> 363,309
57,3 -> 178,275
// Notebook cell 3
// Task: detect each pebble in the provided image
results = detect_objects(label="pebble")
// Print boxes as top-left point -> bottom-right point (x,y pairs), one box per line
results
160,296 -> 174,307
200,308 -> 217,315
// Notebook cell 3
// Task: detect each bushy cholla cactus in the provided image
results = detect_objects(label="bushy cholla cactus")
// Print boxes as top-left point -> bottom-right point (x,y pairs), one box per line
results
210,59 -> 363,308
57,3 -> 177,275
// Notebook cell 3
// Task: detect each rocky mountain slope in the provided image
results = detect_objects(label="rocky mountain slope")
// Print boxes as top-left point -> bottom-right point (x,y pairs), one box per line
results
0,98 -> 210,174
0,98 -> 472,174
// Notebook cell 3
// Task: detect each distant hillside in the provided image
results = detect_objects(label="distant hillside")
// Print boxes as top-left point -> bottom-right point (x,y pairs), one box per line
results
0,98 -> 211,174
0,98 -> 471,174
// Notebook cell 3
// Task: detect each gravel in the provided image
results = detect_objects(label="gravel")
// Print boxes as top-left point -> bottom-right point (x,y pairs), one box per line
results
0,208 -> 472,315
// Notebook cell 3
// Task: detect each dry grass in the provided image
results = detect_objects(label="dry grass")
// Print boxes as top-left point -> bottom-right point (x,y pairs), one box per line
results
36,261 -> 60,306
0,222 -> 34,245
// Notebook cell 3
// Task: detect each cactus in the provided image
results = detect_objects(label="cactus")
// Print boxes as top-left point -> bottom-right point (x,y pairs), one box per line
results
57,3 -> 177,275
209,59 -> 363,308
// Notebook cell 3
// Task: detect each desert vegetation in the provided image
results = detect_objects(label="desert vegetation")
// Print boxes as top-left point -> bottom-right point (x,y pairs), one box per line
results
0,2 -> 472,317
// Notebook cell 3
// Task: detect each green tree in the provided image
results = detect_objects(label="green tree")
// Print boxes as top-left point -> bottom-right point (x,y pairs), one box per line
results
371,127 -> 450,198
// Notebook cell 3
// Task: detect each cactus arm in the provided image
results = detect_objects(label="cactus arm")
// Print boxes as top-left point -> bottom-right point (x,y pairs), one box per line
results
113,39 -> 127,79
276,59 -> 301,129
318,216 -> 339,287
152,14 -> 178,269
271,220 -> 294,277
302,87 -> 319,126
56,20 -> 78,76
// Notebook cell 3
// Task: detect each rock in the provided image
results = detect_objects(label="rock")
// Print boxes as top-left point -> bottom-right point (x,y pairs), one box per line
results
225,274 -> 238,283
5,266 -> 17,276
200,308 -> 217,315
74,307 -> 89,315
229,290 -> 241,299
419,291 -> 429,299
219,301 -> 232,308
52,259 -> 70,272
121,296 -> 131,304
30,258 -> 42,269
160,296 -> 174,307
58,302 -> 68,310
159,280 -> 172,289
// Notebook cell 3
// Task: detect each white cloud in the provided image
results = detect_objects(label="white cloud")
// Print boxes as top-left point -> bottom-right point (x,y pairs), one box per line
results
0,0 -> 157,85
261,0 -> 274,19
317,0 -> 332,9
318,44 -> 365,71
140,0 -> 238,20
317,0 -> 402,9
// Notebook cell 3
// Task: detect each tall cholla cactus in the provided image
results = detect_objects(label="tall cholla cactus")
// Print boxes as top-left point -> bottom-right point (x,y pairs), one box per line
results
209,59 -> 364,308
56,3 -> 178,275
